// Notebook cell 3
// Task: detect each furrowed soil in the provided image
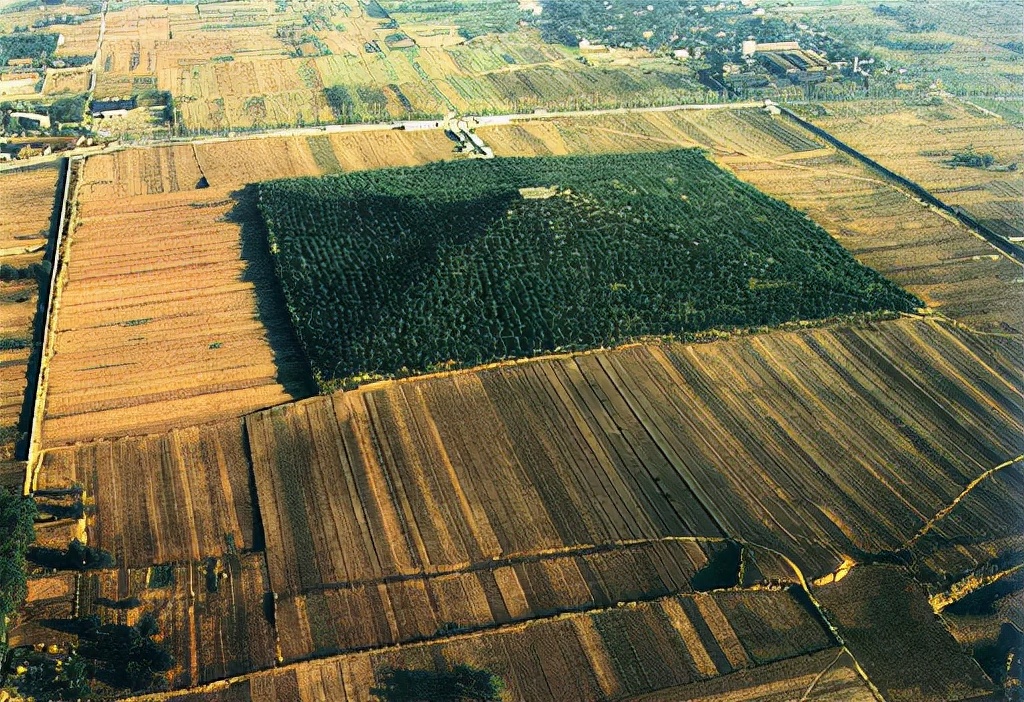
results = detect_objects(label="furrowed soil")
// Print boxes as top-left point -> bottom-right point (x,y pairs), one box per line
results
40,153 -> 307,446
809,100 -> 1024,241
245,317 -> 1020,668
21,104 -> 1022,700
77,555 -> 276,689
37,419 -> 257,568
816,565 -> 993,702
126,590 -> 834,702
0,163 -> 60,459
40,129 -> 466,445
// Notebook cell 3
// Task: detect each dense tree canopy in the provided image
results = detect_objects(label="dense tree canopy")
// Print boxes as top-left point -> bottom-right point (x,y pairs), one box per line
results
0,486 -> 36,649
259,150 -> 918,387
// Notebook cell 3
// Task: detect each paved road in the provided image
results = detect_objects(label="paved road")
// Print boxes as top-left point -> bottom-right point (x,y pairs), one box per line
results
1,100 -> 767,171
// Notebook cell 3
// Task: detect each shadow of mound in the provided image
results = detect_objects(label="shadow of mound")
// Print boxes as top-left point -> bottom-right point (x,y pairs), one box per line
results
227,185 -> 316,399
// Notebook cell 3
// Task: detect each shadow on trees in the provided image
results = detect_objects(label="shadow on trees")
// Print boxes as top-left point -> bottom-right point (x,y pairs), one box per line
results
372,663 -> 504,702
690,541 -> 741,591
27,539 -> 114,571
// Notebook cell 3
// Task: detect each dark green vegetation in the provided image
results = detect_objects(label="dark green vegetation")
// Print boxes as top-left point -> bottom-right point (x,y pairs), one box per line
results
690,541 -> 741,592
0,258 -> 49,280
48,94 -> 87,124
371,664 -> 504,702
259,151 -> 918,387
0,32 -> 59,65
13,650 -> 91,702
0,486 -> 35,652
946,149 -> 1001,170
11,613 -> 174,698
324,85 -> 355,122
27,538 -> 115,571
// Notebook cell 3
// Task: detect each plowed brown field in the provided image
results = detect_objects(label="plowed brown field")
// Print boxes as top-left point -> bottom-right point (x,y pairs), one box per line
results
37,419 -> 256,567
25,107 -> 1022,700
816,565 -> 992,702
39,130 -> 465,445
249,318 -> 1022,595
40,158 -> 303,445
810,100 -> 1024,241
129,589 -> 834,702
272,540 -> 715,662
0,164 -> 59,458
623,648 -> 875,701
78,554 -> 276,689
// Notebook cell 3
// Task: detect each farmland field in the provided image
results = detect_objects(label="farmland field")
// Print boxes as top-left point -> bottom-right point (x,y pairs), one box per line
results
3,97 -> 1021,700
129,590 -> 836,702
816,565 -> 993,702
259,150 -> 917,385
36,419 -> 258,569
248,318 -> 1022,590
910,458 -> 1024,580
37,124 -> 484,447
39,152 -> 310,447
41,68 -> 92,96
77,554 -> 276,689
269,539 -> 732,662
77,0 -> 714,133
1,0 -> 1022,693
13,555 -> 275,689
7,573 -> 77,650
809,99 -> 1024,241
0,164 -> 59,459
625,648 -> 875,701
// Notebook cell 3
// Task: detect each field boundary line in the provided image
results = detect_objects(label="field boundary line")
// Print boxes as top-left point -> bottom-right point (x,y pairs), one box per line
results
122,588 -> 839,700
569,125 -> 698,148
735,152 -> 892,186
798,648 -> 846,702
931,561 -> 1024,613
929,312 -> 1023,339
62,101 -> 766,154
906,454 -> 1024,549
277,311 -> 907,401
24,156 -> 78,494
288,536 -> 788,595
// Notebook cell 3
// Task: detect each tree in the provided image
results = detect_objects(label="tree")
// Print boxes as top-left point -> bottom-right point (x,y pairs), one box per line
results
27,538 -> 115,571
17,651 -> 92,702
0,486 -> 36,648
48,94 -> 87,124
75,612 -> 174,692
372,664 -> 504,702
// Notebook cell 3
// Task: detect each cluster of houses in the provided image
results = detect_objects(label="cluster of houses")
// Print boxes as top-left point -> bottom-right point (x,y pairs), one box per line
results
0,136 -> 88,162
0,96 -> 130,161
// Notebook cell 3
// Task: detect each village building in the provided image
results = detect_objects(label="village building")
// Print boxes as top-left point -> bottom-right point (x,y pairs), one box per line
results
90,97 -> 137,119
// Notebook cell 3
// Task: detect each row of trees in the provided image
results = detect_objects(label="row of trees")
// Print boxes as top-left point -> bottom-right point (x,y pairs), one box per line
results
2,480 -> 174,699
259,150 -> 918,388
